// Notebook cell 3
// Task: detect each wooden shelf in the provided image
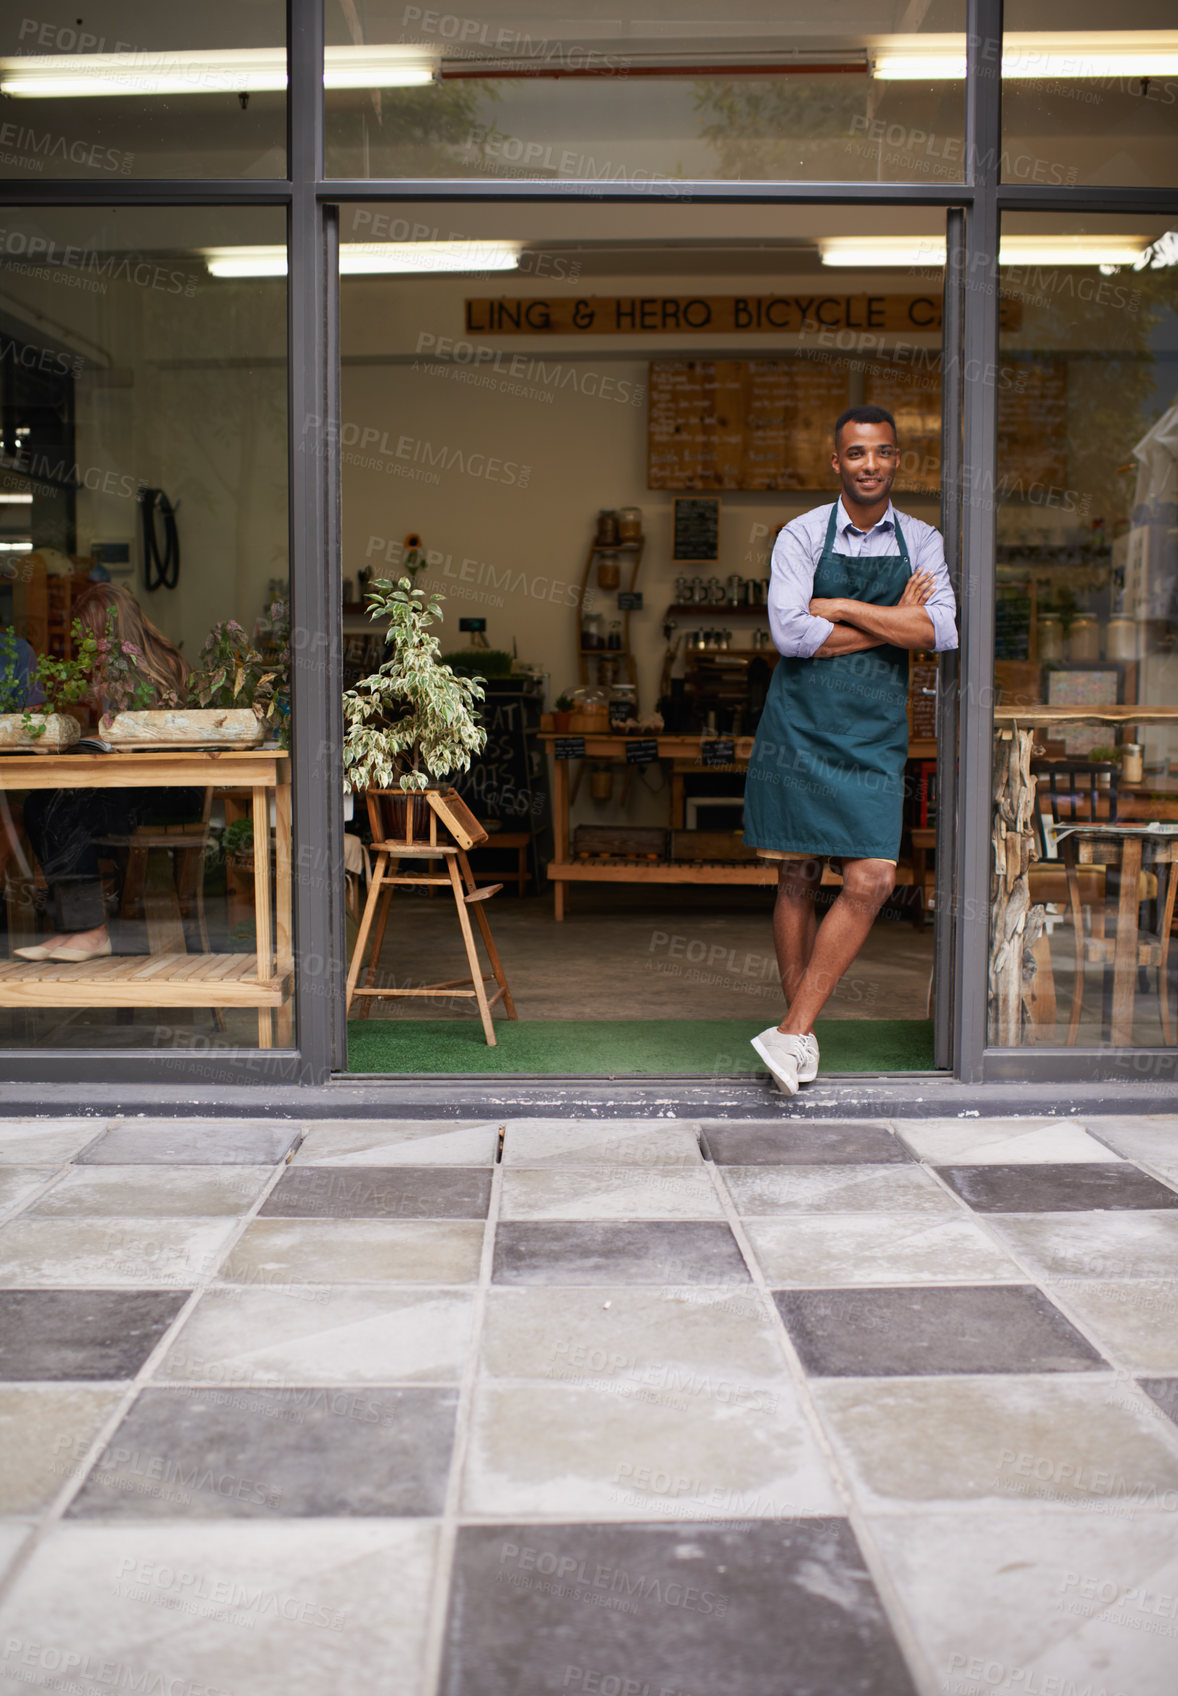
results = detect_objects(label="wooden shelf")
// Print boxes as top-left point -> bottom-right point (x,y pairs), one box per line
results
667,603 -> 768,617
0,953 -> 290,1009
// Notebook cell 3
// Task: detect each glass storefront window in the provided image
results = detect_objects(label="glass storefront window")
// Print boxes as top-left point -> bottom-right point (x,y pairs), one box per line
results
0,206 -> 291,1052
325,1 -> 966,183
0,3 -> 286,179
1002,4 -> 1178,188
989,213 -> 1178,1049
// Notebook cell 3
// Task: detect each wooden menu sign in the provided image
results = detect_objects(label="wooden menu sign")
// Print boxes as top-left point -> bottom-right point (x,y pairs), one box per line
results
464,294 -> 1020,335
650,359 -> 849,491
650,355 -> 1065,493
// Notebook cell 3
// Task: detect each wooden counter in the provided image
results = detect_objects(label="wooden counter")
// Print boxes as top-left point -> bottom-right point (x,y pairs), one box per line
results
541,731 -> 937,920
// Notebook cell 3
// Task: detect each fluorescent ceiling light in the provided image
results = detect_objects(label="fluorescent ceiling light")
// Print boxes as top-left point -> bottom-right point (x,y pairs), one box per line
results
203,242 -> 522,278
0,45 -> 437,99
819,235 -> 1151,268
873,31 -> 1178,80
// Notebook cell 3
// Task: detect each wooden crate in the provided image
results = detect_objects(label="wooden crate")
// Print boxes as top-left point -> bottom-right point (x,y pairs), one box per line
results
573,825 -> 668,859
670,829 -> 757,862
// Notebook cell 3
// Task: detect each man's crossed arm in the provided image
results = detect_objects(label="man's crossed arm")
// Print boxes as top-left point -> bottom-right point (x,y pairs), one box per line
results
809,571 -> 935,657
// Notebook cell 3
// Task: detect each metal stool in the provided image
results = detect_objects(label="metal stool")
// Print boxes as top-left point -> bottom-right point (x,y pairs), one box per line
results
345,788 -> 517,1045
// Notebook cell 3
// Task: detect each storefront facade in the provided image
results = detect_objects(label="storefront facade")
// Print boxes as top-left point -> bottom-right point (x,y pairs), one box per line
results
0,0 -> 1176,1096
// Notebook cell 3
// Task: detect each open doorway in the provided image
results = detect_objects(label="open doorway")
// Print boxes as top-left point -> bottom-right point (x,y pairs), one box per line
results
337,202 -> 953,1076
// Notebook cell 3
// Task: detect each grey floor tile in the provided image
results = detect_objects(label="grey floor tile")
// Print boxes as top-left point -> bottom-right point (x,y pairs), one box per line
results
869,1511 -> 1178,1696
480,1287 -> 789,1389
774,1286 -> 1107,1377
0,1121 -> 109,1165
80,1121 -> 302,1166
744,1215 -> 1026,1286
492,1222 -> 749,1285
0,1386 -> 125,1513
1080,1117 -> 1178,1164
502,1120 -> 702,1168
0,1168 -> 56,1216
293,1119 -> 500,1165
441,1520 -> 917,1696
155,1286 -> 474,1385
812,1374 -> 1178,1510
984,1212 -> 1178,1279
261,1166 -> 492,1219
700,1121 -> 911,1165
720,1163 -> 957,1216
67,1386 -> 457,1517
462,1380 -> 840,1518
893,1117 -> 1124,1165
0,1291 -> 187,1381
1043,1281 -> 1178,1375
1140,1378 -> 1178,1430
222,1219 -> 486,1286
0,1218 -> 238,1287
499,1167 -> 723,1222
0,1522 -> 439,1695
939,1163 -> 1178,1213
29,1165 -> 274,1217
0,1523 -> 30,1583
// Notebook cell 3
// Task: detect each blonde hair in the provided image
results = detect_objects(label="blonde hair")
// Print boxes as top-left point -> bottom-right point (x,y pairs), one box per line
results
73,584 -> 189,704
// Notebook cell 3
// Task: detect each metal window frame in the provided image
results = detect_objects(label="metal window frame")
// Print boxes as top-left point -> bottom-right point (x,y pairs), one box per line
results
1,0 -> 1174,1087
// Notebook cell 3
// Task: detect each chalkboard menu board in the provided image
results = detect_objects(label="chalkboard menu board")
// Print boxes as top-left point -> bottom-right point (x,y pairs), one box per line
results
451,682 -> 552,884
673,497 -> 720,561
650,359 -> 850,491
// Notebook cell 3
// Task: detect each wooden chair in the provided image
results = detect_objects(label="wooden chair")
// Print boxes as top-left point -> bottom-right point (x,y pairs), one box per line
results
345,788 -> 517,1045
96,788 -> 215,958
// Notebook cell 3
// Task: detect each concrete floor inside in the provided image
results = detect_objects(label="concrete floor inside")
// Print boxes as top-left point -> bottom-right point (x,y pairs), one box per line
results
1,1109 -> 1177,1695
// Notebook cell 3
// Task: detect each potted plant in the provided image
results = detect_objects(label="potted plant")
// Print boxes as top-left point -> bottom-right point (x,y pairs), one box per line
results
553,691 -> 576,733
343,578 -> 486,834
104,600 -> 292,750
0,623 -> 89,752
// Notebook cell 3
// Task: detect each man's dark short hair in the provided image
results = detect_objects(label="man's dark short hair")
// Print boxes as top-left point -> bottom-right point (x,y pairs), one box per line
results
834,405 -> 897,446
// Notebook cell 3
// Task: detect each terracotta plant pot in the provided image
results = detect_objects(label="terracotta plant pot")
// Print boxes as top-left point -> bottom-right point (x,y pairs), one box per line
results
553,711 -> 573,732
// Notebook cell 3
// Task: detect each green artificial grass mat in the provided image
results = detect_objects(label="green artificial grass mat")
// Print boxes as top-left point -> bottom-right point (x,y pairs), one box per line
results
345,1017 -> 935,1075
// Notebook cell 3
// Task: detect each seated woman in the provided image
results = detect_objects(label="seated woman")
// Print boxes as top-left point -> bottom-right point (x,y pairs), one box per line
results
16,584 -> 190,963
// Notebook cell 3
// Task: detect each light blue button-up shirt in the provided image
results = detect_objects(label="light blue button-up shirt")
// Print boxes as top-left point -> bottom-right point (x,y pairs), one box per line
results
768,499 -> 959,660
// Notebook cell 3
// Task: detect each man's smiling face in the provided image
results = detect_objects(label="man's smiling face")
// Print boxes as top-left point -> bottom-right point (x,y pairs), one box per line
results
832,420 -> 898,512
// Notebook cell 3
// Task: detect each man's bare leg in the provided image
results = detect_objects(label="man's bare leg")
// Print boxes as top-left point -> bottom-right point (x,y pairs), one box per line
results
772,858 -> 822,1003
778,857 -> 895,1035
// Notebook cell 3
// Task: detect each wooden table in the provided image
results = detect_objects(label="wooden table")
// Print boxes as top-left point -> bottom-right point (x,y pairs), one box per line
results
542,731 -> 938,921
0,748 -> 291,1048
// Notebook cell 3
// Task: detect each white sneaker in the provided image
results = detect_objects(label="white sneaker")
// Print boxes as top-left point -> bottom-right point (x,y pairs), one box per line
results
797,1032 -> 820,1085
751,1027 -> 809,1095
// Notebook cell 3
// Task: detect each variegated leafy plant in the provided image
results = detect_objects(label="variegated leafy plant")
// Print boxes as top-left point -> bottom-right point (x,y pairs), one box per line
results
342,578 -> 486,793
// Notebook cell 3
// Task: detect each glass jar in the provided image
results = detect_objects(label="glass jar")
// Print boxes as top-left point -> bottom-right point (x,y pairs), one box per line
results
607,620 -> 623,651
674,576 -> 690,603
1070,617 -> 1100,662
597,552 -> 621,591
1105,617 -> 1137,662
581,612 -> 604,650
608,683 -> 638,728
617,506 -> 643,543
1037,615 -> 1063,662
595,509 -> 620,546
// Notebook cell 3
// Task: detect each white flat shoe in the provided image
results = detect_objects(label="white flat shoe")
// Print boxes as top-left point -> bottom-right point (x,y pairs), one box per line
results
47,941 -> 112,963
14,943 -> 57,961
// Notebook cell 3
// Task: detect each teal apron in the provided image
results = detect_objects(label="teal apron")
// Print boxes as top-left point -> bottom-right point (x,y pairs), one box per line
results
744,504 -> 912,861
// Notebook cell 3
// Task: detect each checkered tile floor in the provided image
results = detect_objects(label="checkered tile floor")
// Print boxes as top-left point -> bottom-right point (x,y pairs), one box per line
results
1,1111 -> 1177,1695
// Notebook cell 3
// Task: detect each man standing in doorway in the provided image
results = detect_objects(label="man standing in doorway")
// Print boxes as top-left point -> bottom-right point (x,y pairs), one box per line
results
743,404 -> 958,1094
